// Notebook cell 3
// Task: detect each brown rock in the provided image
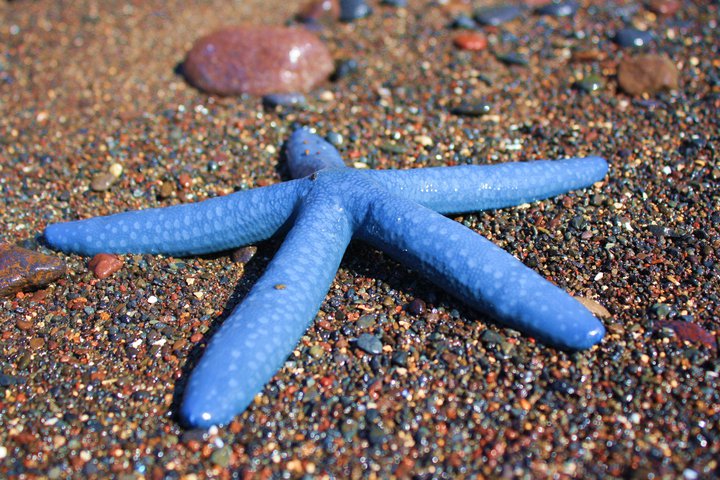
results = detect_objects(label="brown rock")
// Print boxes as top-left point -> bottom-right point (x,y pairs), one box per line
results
646,0 -> 680,16
453,31 -> 488,51
88,253 -> 124,279
296,0 -> 340,23
231,246 -> 257,264
571,49 -> 604,63
617,54 -> 679,96
183,25 -> 334,96
576,296 -> 612,320
0,243 -> 66,297
90,172 -> 116,192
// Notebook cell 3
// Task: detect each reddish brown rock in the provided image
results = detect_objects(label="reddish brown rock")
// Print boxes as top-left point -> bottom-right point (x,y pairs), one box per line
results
0,243 -> 66,297
617,54 -> 679,96
663,320 -> 717,351
646,0 -> 680,16
296,0 -> 340,23
453,31 -> 488,51
89,253 -> 124,279
183,26 -> 334,96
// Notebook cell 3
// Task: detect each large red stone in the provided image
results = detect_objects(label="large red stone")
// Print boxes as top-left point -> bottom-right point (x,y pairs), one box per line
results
183,25 -> 334,96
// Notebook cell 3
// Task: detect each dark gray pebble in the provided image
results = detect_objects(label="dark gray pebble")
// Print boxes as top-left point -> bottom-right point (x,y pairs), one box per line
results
368,424 -> 386,446
450,101 -> 492,117
381,0 -> 407,6
181,429 -> 209,444
356,333 -> 383,354
331,58 -> 359,81
325,131 -> 344,146
613,28 -> 654,48
481,329 -> 504,345
340,0 -> 372,22
496,52 -> 529,66
391,351 -> 408,367
473,5 -> 521,26
536,1 -> 579,17
449,14 -> 478,30
407,298 -> 426,315
646,224 -> 681,239
261,93 -> 306,109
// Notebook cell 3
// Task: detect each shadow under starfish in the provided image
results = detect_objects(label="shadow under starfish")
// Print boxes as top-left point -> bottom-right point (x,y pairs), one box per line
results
44,128 -> 609,428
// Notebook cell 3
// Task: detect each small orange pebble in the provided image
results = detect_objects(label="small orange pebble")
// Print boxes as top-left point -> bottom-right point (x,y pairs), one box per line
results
453,31 -> 488,51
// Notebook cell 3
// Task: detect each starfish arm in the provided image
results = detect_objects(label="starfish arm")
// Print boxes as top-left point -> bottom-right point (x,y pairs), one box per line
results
180,195 -> 353,428
43,180 -> 306,256
367,157 -> 608,214
286,127 -> 346,178
359,193 -> 605,350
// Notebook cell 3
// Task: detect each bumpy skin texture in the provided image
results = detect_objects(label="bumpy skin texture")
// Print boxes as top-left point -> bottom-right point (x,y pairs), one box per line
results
45,128 -> 609,428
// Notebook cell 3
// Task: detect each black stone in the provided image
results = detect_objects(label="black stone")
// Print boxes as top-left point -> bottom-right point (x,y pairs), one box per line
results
356,333 -> 383,354
340,0 -> 372,22
474,5 -> 522,26
536,1 -> 579,17
613,28 -> 654,48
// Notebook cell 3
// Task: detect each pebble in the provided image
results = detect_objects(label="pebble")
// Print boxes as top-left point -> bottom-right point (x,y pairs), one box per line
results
453,31 -> 488,51
109,163 -> 123,178
662,320 -> 717,351
231,246 -> 257,264
574,74 -> 604,93
617,54 -> 679,95
295,0 -> 340,23
613,27 -> 654,48
450,100 -> 492,116
496,52 -> 529,66
339,0 -> 372,22
330,58 -> 359,82
0,243 -> 66,297
407,298 -> 426,315
448,15 -> 476,30
646,0 -> 680,16
90,172 -> 117,192
309,345 -> 325,358
210,445 -> 232,467
357,314 -> 376,328
183,26 -> 334,95
391,351 -> 408,367
88,253 -> 124,279
576,297 -> 612,319
481,329 -> 504,346
356,333 -> 383,354
535,1 -> 579,17
382,0 -> 407,6
261,93 -> 307,109
473,5 -> 521,26
325,131 -> 344,146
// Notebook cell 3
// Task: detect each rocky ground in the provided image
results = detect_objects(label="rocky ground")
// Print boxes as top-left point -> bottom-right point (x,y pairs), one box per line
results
0,0 -> 718,478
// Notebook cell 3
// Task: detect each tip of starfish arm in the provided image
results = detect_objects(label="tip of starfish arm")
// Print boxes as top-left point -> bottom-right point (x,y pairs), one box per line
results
180,404 -> 220,429
562,319 -> 606,351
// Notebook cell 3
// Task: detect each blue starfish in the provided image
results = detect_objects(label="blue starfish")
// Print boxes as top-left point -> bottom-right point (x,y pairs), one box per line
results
44,128 -> 608,428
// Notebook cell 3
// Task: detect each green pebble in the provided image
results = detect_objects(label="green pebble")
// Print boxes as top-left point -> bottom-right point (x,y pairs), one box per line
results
211,445 -> 232,467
